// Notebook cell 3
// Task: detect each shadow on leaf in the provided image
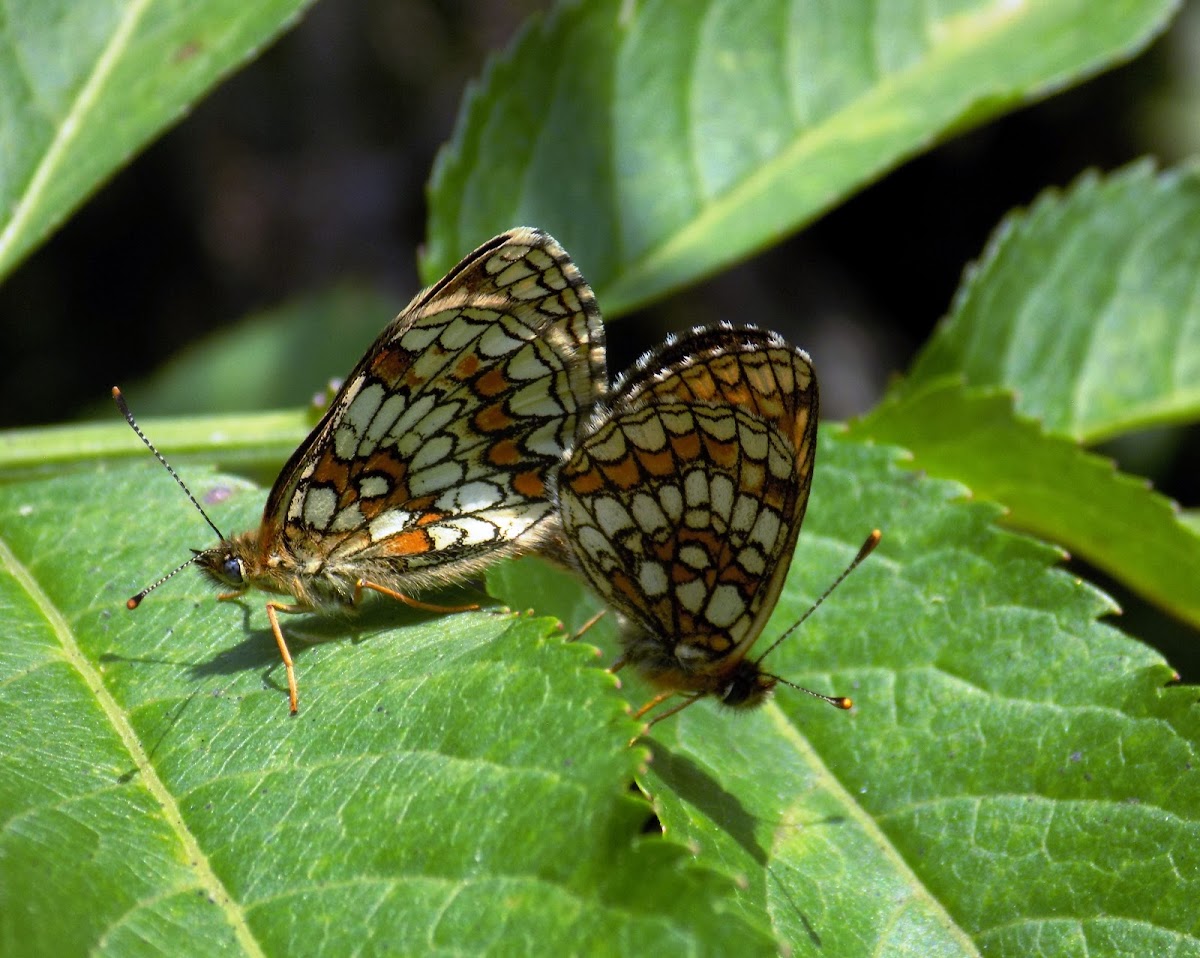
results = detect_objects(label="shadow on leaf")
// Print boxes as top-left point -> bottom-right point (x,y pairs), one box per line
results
644,741 -> 769,866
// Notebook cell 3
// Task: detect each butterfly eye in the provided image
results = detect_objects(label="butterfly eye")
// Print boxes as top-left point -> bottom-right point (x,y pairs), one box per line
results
223,557 -> 245,585
716,660 -> 765,708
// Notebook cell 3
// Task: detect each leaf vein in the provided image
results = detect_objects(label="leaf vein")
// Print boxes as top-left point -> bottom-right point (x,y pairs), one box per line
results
0,535 -> 266,957
0,0 -> 152,266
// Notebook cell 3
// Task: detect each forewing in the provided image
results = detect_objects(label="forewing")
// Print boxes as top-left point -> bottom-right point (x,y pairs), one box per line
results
618,324 -> 817,478
263,228 -> 606,576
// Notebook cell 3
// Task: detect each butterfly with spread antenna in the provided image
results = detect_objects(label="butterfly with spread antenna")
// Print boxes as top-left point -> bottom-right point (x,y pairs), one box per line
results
118,228 -> 607,713
550,323 -> 879,731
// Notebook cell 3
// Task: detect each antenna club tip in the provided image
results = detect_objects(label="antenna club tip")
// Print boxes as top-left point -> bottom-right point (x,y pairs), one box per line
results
835,696 -> 853,710
126,596 -> 142,610
111,386 -> 122,399
854,529 -> 882,562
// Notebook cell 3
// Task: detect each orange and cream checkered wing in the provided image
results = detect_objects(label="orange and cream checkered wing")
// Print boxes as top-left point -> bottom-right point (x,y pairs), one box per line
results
555,326 -> 816,699
260,228 -> 607,592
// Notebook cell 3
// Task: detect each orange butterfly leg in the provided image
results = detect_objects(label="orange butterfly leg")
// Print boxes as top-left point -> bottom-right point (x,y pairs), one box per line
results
264,601 -> 302,715
626,691 -> 707,746
633,689 -> 684,722
639,692 -> 704,726
355,579 -> 479,614
568,608 -> 607,642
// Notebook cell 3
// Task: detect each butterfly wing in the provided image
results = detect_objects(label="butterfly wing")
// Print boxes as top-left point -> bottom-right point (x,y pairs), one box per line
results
556,326 -> 815,683
617,323 -> 816,480
262,228 -> 607,589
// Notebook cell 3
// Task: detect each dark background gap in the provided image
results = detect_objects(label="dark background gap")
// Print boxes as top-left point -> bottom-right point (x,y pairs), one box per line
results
2,0 -> 1196,676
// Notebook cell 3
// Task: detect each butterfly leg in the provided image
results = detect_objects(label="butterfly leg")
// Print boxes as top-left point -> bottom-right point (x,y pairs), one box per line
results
623,692 -> 700,746
638,692 -> 704,725
632,689 -> 680,721
568,608 -> 607,642
355,579 -> 479,614
624,690 -> 710,746
264,601 -> 303,715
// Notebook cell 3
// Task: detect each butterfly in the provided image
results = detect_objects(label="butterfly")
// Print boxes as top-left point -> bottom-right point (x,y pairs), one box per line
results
551,323 -> 878,727
119,227 -> 607,713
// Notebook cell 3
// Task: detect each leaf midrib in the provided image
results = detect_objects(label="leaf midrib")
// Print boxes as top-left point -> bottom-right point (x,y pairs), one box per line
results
0,534 -> 266,957
0,0 -> 149,271
767,704 -> 980,955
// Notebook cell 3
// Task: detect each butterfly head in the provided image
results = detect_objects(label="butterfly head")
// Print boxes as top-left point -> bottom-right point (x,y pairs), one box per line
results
191,531 -> 270,596
715,658 -> 776,710
619,628 -> 774,707
193,544 -> 247,591
618,529 -> 882,729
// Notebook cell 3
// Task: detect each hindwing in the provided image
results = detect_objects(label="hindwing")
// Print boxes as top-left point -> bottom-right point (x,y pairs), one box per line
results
556,325 -> 816,678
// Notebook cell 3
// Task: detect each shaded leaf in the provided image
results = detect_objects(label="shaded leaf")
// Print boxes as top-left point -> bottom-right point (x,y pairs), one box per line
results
0,285 -> 401,476
425,0 -> 1178,314
127,284 -> 403,416
907,161 -> 1200,441
0,0 -> 316,281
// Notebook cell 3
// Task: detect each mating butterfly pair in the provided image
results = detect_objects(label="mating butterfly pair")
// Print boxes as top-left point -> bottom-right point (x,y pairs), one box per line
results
121,228 -> 873,720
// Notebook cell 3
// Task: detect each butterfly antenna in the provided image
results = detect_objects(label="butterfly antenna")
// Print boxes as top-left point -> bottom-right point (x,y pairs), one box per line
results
113,386 -> 226,608
769,677 -> 854,711
112,387 -> 225,541
125,552 -> 205,610
754,529 -> 882,668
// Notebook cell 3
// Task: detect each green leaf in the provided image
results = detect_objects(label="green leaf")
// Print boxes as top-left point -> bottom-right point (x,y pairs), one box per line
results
848,379 -> 1200,631
848,162 -> 1200,630
127,284 -> 403,416
424,0 -> 1178,314
5,421 -> 1196,954
0,411 -> 308,477
1184,511 -> 1200,536
0,0 -> 316,282
907,161 -> 1200,442
0,285 -> 401,476
489,434 -> 1200,955
0,462 -> 777,955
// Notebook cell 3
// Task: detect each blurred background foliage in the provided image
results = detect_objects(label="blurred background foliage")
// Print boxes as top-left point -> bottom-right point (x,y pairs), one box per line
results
1,0 -> 1197,671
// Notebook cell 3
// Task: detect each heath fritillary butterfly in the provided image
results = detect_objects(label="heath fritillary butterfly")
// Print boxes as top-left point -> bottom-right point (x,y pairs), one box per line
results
118,228 -> 607,713
552,324 -> 878,728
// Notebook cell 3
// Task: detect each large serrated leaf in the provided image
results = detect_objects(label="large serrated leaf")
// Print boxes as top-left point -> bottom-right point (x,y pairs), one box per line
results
907,161 -> 1200,442
0,463 -> 776,956
4,421 -> 1196,955
490,434 -> 1200,956
424,0 -> 1178,314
